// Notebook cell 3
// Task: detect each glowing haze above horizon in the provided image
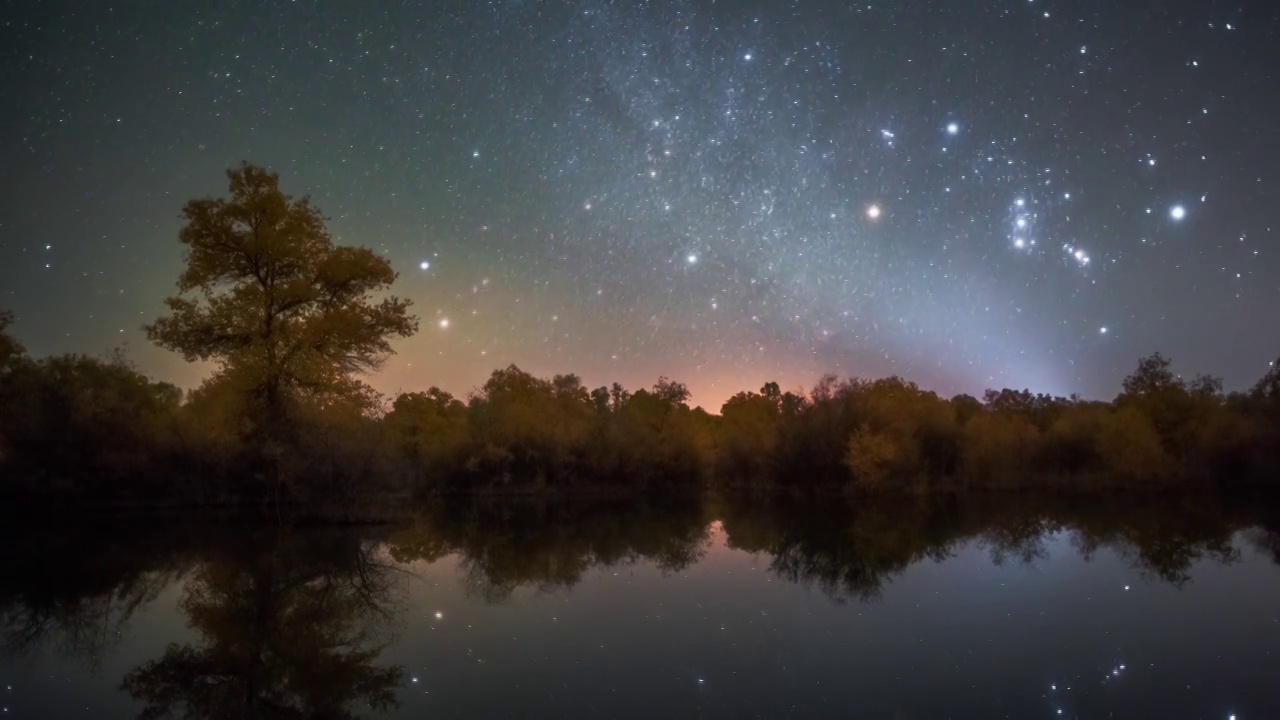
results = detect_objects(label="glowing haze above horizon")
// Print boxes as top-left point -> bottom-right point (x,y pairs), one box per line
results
2,1 -> 1278,410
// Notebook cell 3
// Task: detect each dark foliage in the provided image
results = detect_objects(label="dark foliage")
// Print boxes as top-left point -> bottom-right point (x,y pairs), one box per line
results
4,167 -> 1280,508
6,295 -> 1280,505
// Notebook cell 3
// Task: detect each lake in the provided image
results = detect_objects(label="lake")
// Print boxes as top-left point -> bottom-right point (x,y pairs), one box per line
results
2,493 -> 1278,718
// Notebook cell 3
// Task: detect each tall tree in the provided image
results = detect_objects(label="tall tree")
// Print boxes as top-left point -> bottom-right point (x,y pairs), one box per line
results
146,164 -> 417,431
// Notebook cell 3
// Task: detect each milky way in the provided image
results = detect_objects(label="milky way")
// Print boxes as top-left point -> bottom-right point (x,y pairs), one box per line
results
2,1 -> 1277,408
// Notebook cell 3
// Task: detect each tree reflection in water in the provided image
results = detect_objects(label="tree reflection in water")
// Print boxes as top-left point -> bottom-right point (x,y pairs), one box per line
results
0,523 -> 188,664
385,496 -> 711,602
118,530 -> 404,719
713,493 -> 1258,599
1,493 -> 1279,717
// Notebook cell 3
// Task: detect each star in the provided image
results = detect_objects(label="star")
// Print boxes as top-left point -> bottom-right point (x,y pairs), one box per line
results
5,0 -> 1277,422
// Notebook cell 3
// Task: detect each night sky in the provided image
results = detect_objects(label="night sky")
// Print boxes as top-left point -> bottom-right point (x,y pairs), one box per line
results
2,1 -> 1278,409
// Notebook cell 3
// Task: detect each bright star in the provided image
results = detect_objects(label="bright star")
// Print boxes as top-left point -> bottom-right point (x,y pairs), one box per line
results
439,318 -> 449,329
866,204 -> 882,220
1170,205 -> 1186,221
946,122 -> 959,135
1100,327 -> 1108,334
419,261 -> 430,271
686,253 -> 698,264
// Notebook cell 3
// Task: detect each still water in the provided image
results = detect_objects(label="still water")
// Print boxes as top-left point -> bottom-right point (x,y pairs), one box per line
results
2,494 -> 1278,719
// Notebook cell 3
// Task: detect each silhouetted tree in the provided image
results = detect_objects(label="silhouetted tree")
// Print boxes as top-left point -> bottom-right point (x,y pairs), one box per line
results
1252,359 -> 1280,406
145,163 -> 417,446
0,311 -> 23,374
0,353 -> 182,498
1116,353 -> 1227,474
1122,352 -> 1178,396
383,388 -> 470,490
950,393 -> 983,425
0,312 -> 28,468
652,376 -> 691,406
717,390 -> 782,482
466,365 -> 594,484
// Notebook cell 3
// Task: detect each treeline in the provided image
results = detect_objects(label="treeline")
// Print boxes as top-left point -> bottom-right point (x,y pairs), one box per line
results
382,353 -> 1280,493
4,164 -> 1279,510
4,307 -> 1280,507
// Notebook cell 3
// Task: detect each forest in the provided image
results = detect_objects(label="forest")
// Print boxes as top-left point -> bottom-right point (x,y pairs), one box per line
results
2,164 -> 1279,513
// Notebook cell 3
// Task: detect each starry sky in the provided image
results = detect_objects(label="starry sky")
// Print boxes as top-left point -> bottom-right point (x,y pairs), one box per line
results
2,0 -> 1278,410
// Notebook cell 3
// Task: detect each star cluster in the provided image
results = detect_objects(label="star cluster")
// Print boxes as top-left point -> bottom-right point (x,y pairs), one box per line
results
1,0 -> 1277,407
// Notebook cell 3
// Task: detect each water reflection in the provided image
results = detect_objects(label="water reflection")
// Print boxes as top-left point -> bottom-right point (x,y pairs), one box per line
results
714,493 -> 1257,599
120,530 -> 403,719
1,493 -> 1278,717
1,523 -> 187,664
385,497 -> 709,601
2,526 -> 403,718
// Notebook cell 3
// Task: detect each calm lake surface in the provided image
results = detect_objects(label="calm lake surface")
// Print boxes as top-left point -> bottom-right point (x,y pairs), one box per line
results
2,493 -> 1279,719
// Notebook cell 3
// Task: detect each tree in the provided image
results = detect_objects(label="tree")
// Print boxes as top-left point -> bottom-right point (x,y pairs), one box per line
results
1095,407 -> 1171,484
717,391 -> 782,481
1117,353 -> 1222,463
960,412 -> 1041,488
384,388 -> 470,488
1121,352 -> 1178,397
0,352 -> 182,497
466,365 -> 594,484
0,311 -> 24,374
1251,359 -> 1280,406
652,376 -> 691,406
845,424 -> 902,490
145,164 -> 417,437
0,311 -> 28,467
